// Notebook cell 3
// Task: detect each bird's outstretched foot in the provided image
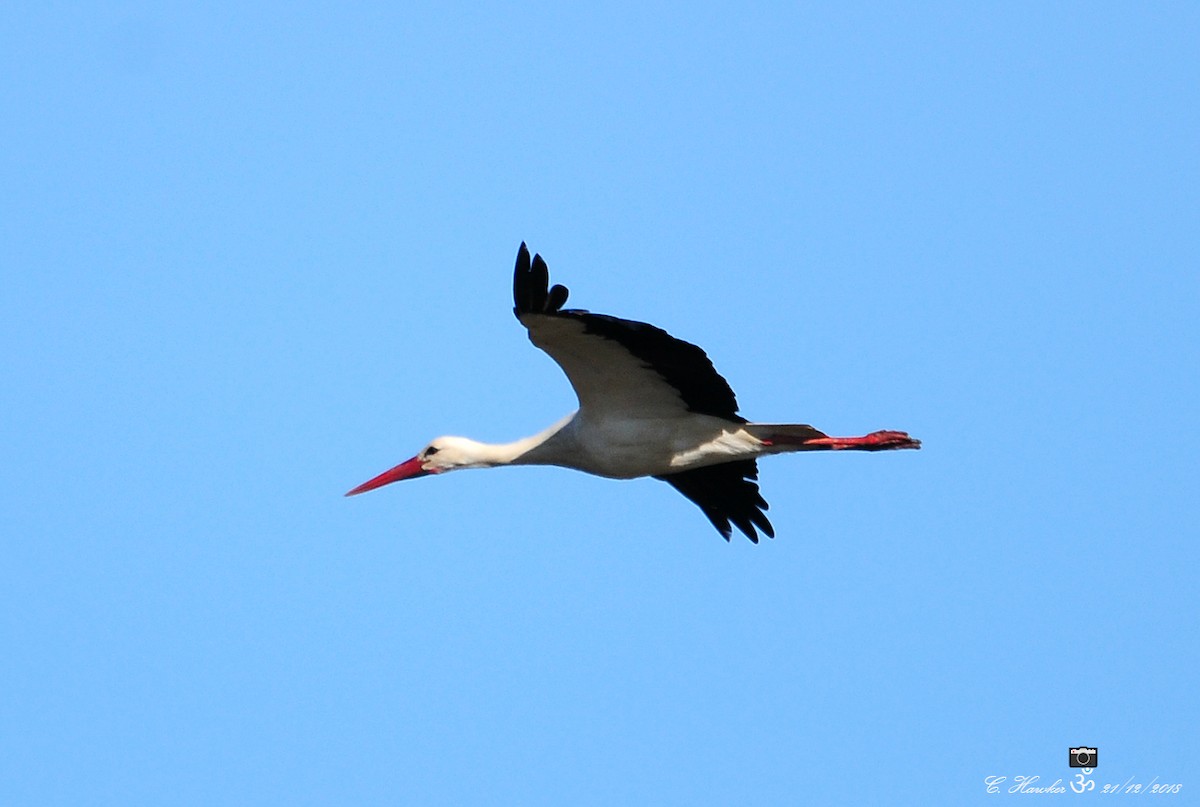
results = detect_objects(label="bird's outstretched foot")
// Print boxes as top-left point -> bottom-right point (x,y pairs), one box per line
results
803,430 -> 921,451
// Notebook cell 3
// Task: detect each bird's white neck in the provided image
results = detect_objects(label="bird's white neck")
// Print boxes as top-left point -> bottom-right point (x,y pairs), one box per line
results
447,414 -> 578,469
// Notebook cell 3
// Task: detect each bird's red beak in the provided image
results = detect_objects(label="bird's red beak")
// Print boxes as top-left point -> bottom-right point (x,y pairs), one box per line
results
344,456 -> 430,496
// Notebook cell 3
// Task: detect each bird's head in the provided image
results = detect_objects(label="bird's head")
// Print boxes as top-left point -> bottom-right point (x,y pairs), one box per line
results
344,436 -> 493,496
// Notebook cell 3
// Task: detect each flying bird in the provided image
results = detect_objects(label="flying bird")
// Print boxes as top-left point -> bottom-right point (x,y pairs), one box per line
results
347,243 -> 920,542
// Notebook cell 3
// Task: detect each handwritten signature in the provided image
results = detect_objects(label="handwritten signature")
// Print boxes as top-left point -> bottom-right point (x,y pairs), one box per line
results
984,773 -> 1183,796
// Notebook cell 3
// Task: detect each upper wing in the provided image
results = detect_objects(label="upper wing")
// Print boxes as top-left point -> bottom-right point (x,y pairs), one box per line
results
513,243 -> 744,422
654,459 -> 774,542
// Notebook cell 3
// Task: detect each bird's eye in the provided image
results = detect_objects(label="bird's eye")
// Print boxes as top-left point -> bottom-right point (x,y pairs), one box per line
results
425,446 -> 440,456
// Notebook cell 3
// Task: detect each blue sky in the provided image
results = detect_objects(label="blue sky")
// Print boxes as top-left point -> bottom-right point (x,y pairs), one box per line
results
2,3 -> 1196,804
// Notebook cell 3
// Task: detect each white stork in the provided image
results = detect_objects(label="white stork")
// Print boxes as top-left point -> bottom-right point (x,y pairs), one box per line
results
347,243 -> 920,542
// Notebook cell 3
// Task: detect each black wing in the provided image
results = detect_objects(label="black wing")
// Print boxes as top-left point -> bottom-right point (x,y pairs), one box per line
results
513,243 -> 744,422
655,459 -> 774,543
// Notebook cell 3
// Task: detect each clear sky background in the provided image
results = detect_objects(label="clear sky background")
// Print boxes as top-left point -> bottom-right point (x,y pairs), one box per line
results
2,3 -> 1196,805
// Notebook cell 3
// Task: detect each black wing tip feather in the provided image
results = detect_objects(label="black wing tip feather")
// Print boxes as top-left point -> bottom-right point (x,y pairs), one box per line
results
656,460 -> 775,543
514,242 -> 569,316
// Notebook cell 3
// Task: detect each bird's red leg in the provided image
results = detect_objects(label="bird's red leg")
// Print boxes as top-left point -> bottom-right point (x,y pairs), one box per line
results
802,430 -> 921,451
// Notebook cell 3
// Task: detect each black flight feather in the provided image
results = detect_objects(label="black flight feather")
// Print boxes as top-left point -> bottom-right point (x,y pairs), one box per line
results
546,284 -> 569,312
655,460 -> 774,543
